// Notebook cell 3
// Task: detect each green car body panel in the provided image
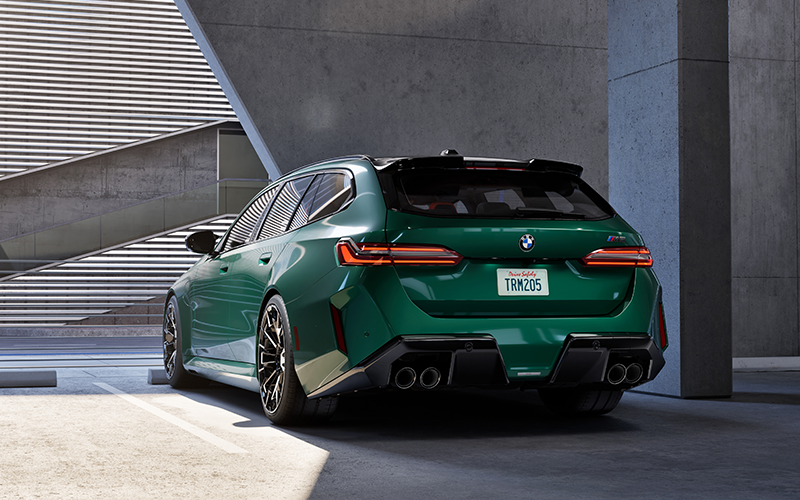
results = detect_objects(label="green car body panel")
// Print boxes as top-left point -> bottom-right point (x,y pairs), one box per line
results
166,154 -> 668,416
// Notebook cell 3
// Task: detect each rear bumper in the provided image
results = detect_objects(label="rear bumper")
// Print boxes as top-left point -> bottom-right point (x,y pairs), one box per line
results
294,265 -> 665,397
308,335 -> 508,398
545,334 -> 665,389
307,333 -> 664,399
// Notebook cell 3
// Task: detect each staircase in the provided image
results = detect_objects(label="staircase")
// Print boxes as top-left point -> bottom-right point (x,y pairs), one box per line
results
0,216 -> 234,330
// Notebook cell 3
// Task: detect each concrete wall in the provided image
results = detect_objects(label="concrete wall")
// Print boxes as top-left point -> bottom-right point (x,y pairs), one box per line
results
730,0 -> 800,357
0,124 -> 221,241
176,0 -> 611,196
0,180 -> 266,265
0,120 -> 269,265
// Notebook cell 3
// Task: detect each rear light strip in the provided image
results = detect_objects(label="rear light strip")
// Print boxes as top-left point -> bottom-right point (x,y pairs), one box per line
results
580,247 -> 653,267
329,304 -> 347,354
336,238 -> 463,266
464,166 -> 525,171
658,302 -> 668,350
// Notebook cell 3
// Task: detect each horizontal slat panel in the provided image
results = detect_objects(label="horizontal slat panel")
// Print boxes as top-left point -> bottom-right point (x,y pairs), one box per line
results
0,215 -> 234,326
0,20 -> 193,38
0,135 -> 131,143
0,25 -> 197,44
0,87 -> 229,103
0,109 -> 228,120
1,73 -> 224,89
0,0 -> 234,176
0,309 -> 112,315
1,98 -> 234,112
1,40 -> 203,58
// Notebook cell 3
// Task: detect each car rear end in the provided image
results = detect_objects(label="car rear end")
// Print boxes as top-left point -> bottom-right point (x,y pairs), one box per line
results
314,155 -> 667,400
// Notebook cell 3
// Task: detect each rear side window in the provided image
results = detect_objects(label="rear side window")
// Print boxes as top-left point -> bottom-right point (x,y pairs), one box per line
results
220,186 -> 278,252
306,173 -> 353,223
287,175 -> 324,231
379,169 -> 613,220
288,172 -> 354,231
258,175 -> 314,240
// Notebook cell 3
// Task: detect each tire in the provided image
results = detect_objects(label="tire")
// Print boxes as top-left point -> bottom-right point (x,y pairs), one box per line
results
163,296 -> 209,389
257,295 -> 338,425
538,388 -> 623,416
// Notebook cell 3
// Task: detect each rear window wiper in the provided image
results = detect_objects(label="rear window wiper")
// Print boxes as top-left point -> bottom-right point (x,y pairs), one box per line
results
514,207 -> 586,219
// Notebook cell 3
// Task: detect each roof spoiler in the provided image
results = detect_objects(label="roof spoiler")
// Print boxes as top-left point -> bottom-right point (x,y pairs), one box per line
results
373,156 -> 584,177
526,158 -> 583,177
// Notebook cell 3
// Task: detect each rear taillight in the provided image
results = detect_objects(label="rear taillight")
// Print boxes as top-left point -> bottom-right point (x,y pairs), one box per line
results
336,238 -> 463,266
336,239 -> 392,266
580,247 -> 653,267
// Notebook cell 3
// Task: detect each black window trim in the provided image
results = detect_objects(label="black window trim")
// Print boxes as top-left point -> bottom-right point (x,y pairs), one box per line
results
285,173 -> 324,233
214,183 -> 280,255
251,168 -> 355,243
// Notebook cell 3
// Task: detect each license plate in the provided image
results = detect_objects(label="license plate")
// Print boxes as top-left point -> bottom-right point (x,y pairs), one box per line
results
497,268 -> 549,296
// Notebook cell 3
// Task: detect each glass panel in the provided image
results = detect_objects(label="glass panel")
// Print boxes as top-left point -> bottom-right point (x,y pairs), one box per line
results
221,186 -> 278,252
306,173 -> 353,224
218,129 -> 270,180
258,175 -> 314,240
288,175 -> 323,231
381,169 -> 612,220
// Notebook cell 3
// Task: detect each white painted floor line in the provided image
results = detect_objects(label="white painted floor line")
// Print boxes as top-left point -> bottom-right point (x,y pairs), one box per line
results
93,382 -> 248,454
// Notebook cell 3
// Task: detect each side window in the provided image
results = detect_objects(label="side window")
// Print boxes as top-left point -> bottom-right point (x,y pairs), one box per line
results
221,186 -> 278,253
306,173 -> 353,224
258,175 -> 314,240
288,175 -> 323,231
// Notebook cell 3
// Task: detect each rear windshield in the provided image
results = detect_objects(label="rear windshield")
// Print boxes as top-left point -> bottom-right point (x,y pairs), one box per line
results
379,169 -> 614,220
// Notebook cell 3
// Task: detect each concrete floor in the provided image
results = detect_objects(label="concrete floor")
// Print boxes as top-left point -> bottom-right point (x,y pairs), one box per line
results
0,359 -> 798,499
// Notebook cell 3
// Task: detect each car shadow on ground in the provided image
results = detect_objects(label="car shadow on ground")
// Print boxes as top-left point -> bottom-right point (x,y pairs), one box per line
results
180,383 -> 643,441
168,370 -> 800,445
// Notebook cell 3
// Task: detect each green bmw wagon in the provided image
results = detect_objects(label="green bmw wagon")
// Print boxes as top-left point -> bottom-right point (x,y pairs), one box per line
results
164,152 -> 668,425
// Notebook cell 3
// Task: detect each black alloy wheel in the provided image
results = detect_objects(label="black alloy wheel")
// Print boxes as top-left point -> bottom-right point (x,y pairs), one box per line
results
257,295 -> 339,425
162,296 -> 208,388
163,300 -> 179,380
258,300 -> 286,416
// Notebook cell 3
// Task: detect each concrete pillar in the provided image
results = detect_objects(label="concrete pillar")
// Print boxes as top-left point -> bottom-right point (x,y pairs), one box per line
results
608,1 -> 731,397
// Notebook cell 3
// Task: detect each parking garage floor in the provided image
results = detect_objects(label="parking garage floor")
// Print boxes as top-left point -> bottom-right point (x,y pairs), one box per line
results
1,337 -> 799,499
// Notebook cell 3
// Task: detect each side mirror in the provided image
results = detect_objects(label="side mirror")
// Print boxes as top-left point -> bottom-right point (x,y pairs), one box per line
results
185,230 -> 218,255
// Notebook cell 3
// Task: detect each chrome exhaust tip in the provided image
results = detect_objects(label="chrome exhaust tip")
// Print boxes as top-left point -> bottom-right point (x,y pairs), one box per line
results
624,363 -> 644,384
394,367 -> 416,390
419,367 -> 441,389
607,363 -> 626,385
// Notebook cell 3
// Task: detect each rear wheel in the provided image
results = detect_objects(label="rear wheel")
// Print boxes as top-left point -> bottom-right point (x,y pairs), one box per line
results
163,296 -> 209,389
538,388 -> 623,416
257,295 -> 338,425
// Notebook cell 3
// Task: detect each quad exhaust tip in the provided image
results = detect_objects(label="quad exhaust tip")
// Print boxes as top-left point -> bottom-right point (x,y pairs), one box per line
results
419,367 -> 441,390
624,363 -> 644,384
394,366 -> 442,390
607,363 -> 626,385
607,362 -> 644,385
395,367 -> 416,389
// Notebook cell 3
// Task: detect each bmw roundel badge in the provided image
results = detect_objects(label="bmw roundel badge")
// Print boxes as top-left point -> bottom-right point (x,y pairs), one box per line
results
519,233 -> 535,252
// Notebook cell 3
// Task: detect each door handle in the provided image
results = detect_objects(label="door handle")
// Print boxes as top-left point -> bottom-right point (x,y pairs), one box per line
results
259,252 -> 272,265
219,265 -> 229,274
